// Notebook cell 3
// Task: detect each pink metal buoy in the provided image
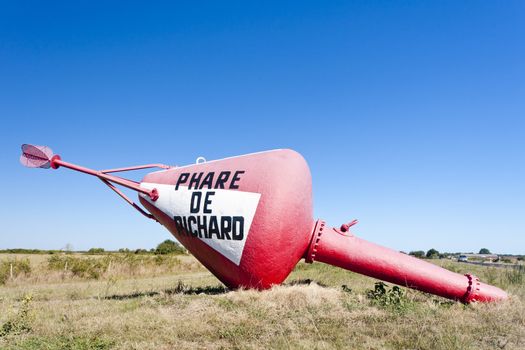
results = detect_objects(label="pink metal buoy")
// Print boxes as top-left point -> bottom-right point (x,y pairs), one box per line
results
21,144 -> 507,302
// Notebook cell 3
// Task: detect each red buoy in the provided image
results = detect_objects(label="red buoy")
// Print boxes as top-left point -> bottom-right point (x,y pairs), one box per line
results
21,144 -> 508,302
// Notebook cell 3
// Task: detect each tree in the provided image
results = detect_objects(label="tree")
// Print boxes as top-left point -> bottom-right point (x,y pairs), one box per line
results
87,248 -> 105,254
155,240 -> 185,255
426,248 -> 439,259
479,248 -> 491,254
409,251 -> 425,258
63,243 -> 74,253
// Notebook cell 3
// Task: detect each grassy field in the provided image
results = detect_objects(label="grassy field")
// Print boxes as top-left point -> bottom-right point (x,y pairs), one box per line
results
0,253 -> 523,349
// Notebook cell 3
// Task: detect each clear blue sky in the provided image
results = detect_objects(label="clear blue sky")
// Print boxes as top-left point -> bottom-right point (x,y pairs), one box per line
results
1,1 -> 523,254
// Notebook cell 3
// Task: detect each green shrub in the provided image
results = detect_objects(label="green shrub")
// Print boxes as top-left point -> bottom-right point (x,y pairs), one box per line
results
47,253 -> 183,279
155,240 -> 186,255
409,251 -> 425,258
367,282 -> 410,311
86,248 -> 105,254
0,259 -> 31,284
48,255 -> 107,279
426,248 -> 440,259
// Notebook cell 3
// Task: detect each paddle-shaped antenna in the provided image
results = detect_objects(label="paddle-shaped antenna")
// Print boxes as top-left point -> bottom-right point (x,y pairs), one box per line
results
20,143 -> 165,219
20,144 -> 55,169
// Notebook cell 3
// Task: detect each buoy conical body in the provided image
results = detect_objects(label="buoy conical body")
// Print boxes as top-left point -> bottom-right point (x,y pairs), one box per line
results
139,149 -> 314,288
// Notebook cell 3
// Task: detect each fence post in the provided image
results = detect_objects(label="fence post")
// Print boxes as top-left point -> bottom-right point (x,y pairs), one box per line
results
10,263 -> 13,279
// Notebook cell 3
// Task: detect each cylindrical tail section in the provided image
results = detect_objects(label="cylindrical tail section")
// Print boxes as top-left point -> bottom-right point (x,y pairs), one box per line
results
306,221 -> 508,303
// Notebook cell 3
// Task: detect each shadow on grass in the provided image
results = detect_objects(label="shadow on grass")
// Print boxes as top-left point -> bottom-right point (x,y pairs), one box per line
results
104,282 -> 229,300
105,279 -> 334,300
284,278 -> 328,287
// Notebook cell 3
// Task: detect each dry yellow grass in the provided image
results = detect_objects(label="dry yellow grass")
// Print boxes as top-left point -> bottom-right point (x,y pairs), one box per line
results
0,253 -> 523,349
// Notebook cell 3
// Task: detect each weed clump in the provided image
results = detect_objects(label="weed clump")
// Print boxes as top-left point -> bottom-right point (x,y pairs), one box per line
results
0,295 -> 33,337
15,335 -> 115,349
367,282 -> 410,311
503,265 -> 524,286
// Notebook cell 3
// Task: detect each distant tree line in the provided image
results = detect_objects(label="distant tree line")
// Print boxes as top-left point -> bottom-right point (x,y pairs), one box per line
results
0,239 -> 187,256
91,240 -> 186,255
408,248 -> 495,259
0,249 -> 63,254
2,245 -> 519,261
